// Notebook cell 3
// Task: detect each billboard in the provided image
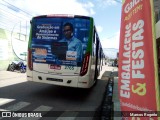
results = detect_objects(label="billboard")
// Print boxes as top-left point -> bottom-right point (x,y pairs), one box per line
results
118,0 -> 159,119
31,17 -> 90,66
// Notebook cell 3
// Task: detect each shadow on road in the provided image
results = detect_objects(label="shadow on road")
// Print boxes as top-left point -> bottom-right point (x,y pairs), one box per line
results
0,79 -> 108,108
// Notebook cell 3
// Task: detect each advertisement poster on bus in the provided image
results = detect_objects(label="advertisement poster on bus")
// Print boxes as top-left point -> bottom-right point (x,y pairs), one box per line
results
118,0 -> 159,119
31,18 -> 90,67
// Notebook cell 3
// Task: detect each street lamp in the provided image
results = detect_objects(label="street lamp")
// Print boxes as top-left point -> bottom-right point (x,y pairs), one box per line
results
11,21 -> 27,61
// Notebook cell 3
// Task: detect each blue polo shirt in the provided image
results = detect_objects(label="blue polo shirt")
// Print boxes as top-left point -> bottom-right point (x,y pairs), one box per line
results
59,36 -> 82,61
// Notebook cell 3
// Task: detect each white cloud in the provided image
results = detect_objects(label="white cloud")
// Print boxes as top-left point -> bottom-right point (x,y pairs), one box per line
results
3,0 -> 95,33
95,0 -> 117,8
104,0 -> 117,5
101,31 -> 120,49
12,0 -> 95,16
96,26 -> 103,33
83,1 -> 95,15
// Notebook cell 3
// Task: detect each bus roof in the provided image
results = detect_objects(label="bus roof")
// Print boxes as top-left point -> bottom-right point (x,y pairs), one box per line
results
33,14 -> 92,20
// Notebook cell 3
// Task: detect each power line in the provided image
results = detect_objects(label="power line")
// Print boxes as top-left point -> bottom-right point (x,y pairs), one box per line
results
105,33 -> 119,39
113,0 -> 122,4
0,0 -> 31,35
1,0 -> 33,17
106,35 -> 116,39
0,7 -> 29,21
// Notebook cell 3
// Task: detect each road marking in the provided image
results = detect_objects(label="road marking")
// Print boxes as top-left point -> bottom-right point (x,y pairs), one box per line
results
56,111 -> 78,120
0,98 -> 15,107
3,102 -> 30,111
0,102 -> 30,119
33,105 -> 52,111
19,105 -> 52,120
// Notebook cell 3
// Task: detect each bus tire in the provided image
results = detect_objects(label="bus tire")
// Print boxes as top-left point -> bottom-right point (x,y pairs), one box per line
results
94,69 -> 98,86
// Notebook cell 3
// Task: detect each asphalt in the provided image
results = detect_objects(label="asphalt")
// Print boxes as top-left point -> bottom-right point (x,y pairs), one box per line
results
0,65 -> 121,119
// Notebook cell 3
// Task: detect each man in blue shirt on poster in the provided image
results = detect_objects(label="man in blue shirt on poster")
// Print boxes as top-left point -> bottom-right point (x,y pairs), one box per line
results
59,22 -> 82,62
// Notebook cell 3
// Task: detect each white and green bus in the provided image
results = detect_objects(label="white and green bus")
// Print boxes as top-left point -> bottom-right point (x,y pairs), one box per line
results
27,14 -> 105,88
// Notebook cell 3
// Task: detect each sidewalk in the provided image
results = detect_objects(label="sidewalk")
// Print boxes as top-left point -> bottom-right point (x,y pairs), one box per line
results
113,77 -> 121,119
98,65 -> 115,80
0,70 -> 27,88
111,67 -> 121,119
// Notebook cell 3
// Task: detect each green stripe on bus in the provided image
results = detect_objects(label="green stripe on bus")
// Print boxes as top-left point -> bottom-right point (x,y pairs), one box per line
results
86,18 -> 93,54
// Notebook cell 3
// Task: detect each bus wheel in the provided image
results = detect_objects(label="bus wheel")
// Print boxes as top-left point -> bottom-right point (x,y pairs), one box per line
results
94,78 -> 97,86
94,69 -> 98,85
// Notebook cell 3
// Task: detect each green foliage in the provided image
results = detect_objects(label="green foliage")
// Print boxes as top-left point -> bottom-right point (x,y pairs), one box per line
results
0,28 -> 7,39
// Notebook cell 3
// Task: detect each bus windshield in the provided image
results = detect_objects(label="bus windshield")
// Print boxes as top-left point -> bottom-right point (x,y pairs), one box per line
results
31,17 -> 90,67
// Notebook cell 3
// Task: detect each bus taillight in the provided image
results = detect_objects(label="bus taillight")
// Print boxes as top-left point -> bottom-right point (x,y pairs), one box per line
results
28,49 -> 33,70
80,52 -> 90,76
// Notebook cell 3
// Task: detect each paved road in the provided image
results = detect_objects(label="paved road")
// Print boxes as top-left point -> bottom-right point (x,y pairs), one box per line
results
0,66 -> 116,120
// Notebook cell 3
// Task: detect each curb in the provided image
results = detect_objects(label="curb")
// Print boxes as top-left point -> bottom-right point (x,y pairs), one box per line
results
100,72 -> 114,120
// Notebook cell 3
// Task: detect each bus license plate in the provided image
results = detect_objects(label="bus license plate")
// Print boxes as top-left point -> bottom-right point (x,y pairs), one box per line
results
50,65 -> 61,70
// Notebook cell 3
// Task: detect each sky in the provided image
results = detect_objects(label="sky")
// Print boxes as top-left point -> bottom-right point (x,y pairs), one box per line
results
0,0 -> 122,58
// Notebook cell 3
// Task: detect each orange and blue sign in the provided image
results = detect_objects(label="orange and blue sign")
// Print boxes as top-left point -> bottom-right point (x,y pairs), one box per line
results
119,0 -> 159,119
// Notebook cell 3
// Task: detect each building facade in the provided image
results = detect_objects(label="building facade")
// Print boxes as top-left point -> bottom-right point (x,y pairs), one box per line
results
155,0 -> 160,75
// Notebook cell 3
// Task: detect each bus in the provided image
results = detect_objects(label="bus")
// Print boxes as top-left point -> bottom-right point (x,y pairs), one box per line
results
27,14 -> 105,88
